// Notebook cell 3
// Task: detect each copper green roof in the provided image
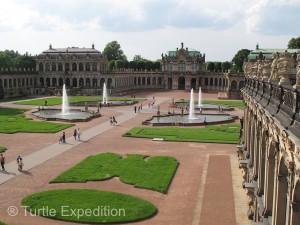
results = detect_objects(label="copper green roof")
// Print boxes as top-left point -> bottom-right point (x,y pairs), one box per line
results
248,48 -> 299,60
167,48 -> 202,57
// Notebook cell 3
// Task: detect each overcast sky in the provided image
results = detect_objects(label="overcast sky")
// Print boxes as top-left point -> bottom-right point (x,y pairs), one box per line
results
0,0 -> 299,62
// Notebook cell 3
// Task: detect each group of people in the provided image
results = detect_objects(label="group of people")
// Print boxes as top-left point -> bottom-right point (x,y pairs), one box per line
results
0,153 -> 24,172
73,128 -> 82,141
110,116 -> 117,125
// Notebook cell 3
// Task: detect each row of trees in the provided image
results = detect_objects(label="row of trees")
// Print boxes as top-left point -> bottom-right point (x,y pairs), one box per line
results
0,50 -> 36,69
102,41 -> 161,71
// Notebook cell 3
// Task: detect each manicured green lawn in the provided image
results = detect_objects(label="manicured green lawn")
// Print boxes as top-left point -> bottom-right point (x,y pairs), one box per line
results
177,99 -> 244,109
22,189 -> 157,224
0,96 -> 37,103
15,96 -> 144,106
0,222 -> 7,225
0,146 -> 6,153
123,124 -> 240,144
0,107 -> 73,133
51,152 -> 178,193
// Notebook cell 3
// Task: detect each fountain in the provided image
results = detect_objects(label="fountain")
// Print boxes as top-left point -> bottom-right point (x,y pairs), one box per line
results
188,88 -> 196,119
198,87 -> 203,108
102,82 -> 108,104
62,84 -> 69,115
31,85 -> 98,122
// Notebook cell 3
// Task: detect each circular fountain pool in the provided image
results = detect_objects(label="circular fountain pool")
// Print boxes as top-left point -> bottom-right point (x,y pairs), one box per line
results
175,103 -> 233,111
32,109 -> 98,122
142,114 -> 237,126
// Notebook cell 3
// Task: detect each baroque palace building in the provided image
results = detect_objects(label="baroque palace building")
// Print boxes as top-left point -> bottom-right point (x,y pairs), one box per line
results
239,46 -> 300,225
0,43 -> 244,98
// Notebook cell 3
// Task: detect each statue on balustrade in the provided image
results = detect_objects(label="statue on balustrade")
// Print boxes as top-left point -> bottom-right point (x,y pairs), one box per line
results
261,59 -> 271,81
243,61 -> 251,77
257,60 -> 263,79
251,61 -> 258,78
268,52 -> 279,82
294,50 -> 300,88
277,51 -> 294,85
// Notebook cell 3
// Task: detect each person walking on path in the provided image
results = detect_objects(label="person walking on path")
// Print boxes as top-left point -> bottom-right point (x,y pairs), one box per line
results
0,154 -> 6,171
134,105 -> 137,113
62,131 -> 66,143
112,116 -> 117,125
77,128 -> 82,141
73,129 -> 77,140
16,155 -> 21,164
17,158 -> 24,172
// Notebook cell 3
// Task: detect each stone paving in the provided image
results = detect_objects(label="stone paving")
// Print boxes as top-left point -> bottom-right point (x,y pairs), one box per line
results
0,91 -> 250,225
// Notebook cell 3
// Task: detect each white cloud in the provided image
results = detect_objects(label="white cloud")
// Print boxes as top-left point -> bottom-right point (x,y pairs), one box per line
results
0,0 -> 298,62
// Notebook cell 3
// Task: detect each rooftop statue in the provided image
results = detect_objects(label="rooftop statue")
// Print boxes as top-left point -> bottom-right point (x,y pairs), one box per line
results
262,59 -> 271,81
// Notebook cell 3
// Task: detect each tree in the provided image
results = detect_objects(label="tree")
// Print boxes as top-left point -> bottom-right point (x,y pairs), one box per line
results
128,61 -> 137,69
108,60 -> 115,70
102,41 -> 127,61
136,60 -> 146,70
288,37 -> 300,49
115,60 -> 125,69
215,62 -> 222,72
154,61 -> 161,71
222,61 -> 231,72
206,62 -> 215,72
133,55 -> 144,61
232,49 -> 250,72
13,54 -> 35,68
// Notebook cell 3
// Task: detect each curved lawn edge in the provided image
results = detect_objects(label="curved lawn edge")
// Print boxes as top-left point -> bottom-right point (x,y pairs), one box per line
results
0,222 -> 7,225
22,189 -> 157,224
0,146 -> 6,153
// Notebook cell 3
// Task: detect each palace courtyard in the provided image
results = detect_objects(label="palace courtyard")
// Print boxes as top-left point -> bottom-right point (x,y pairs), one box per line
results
0,90 -> 250,225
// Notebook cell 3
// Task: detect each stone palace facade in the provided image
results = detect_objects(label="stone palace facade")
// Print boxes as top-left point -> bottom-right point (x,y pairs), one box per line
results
0,43 -> 244,98
238,48 -> 300,225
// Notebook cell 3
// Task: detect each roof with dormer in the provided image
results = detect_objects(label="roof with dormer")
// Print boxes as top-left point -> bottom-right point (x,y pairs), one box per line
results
167,48 -> 202,57
248,46 -> 299,60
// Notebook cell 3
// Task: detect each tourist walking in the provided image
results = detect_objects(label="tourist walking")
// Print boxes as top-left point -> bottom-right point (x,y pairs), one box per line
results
17,158 -> 24,172
134,105 -> 137,113
77,128 -> 82,141
0,154 -> 6,171
73,129 -> 77,140
59,131 -> 66,144
112,116 -> 117,125
16,155 -> 21,164
110,117 -> 113,125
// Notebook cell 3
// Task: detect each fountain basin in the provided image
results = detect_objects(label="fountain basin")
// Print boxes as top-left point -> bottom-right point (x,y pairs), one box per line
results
175,103 -> 234,111
70,100 -> 137,107
142,114 -> 237,126
32,109 -> 99,122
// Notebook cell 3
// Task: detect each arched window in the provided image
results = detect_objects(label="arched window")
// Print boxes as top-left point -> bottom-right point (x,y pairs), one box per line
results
65,63 -> 70,72
45,63 -> 50,71
72,78 -> 77,87
72,63 -> 77,71
142,77 -> 146,85
58,63 -> 63,71
178,60 -> 186,72
210,78 -> 213,86
231,80 -> 237,90
152,77 -> 156,85
158,77 -> 162,85
86,63 -> 90,71
86,78 -> 90,86
147,77 -> 151,85
92,63 -> 97,71
39,63 -> 43,71
52,78 -> 57,87
66,78 -> 70,86
93,78 -> 97,87
167,63 -> 172,73
52,63 -> 56,71
79,63 -> 84,71
192,61 -> 197,72
214,78 -> 218,86
107,78 -> 112,88
100,78 -> 105,88
134,77 -> 137,85
205,78 -> 208,86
